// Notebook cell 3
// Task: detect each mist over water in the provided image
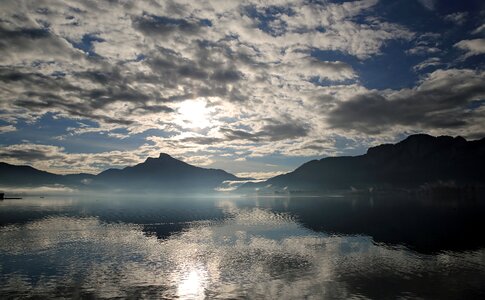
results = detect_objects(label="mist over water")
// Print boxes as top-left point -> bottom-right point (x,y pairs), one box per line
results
1,194 -> 485,299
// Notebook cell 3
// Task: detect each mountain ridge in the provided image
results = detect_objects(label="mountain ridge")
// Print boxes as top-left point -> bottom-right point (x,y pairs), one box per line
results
1,134 -> 485,193
242,134 -> 485,192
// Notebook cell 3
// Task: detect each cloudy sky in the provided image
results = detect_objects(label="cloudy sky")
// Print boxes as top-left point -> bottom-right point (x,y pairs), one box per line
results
0,0 -> 484,178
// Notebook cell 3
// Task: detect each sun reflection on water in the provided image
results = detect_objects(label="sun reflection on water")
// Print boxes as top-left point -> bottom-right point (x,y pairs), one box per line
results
177,268 -> 207,299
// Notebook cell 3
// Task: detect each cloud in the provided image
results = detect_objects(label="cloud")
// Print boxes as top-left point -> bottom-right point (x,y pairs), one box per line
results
443,12 -> 468,26
0,144 -> 66,162
279,1 -> 413,59
406,32 -> 442,56
0,143 -> 147,174
221,120 -> 310,142
472,24 -> 485,35
279,57 -> 357,82
0,65 -> 174,129
132,14 -> 206,37
0,125 -> 16,133
454,38 -> 485,58
413,57 -> 442,72
417,0 -> 435,10
327,69 -> 485,135
0,25 -> 86,65
406,46 -> 441,56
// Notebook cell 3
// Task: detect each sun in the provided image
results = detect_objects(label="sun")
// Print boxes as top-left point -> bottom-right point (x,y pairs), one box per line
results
177,99 -> 212,129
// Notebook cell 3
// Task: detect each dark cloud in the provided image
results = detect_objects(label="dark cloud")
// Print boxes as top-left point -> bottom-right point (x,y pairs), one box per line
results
132,14 -> 204,37
144,45 -> 247,102
221,120 -> 310,142
14,98 -> 134,125
0,69 -> 80,92
147,48 -> 210,83
210,69 -> 243,82
0,24 -> 84,63
261,122 -> 310,141
75,70 -> 125,86
131,105 -> 174,114
0,147 -> 63,161
221,128 -> 258,141
327,70 -> 485,134
178,136 -> 223,145
0,27 -> 50,40
300,144 -> 330,151
0,64 -> 178,126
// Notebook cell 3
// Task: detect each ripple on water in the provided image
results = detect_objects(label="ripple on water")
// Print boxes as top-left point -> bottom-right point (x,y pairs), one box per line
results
0,204 -> 485,299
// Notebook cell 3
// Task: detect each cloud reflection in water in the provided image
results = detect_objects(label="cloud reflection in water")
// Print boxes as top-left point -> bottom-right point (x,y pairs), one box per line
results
0,200 -> 484,299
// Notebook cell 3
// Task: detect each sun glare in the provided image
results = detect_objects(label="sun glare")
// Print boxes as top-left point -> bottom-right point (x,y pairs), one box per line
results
177,269 -> 207,299
177,99 -> 212,129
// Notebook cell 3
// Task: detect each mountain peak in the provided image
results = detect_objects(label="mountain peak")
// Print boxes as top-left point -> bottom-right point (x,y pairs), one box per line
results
95,152 -> 243,191
158,153 -> 174,159
143,153 -> 178,164
401,133 -> 434,142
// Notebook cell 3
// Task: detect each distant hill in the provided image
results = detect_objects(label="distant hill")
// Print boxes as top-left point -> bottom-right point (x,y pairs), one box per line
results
0,153 -> 246,193
0,162 -> 63,186
0,162 -> 97,187
242,134 -> 485,192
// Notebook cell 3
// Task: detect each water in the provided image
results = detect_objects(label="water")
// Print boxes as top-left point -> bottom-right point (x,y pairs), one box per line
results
1,194 -> 485,299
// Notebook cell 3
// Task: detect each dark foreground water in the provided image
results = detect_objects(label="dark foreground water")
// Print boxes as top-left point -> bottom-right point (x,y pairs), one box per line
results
1,193 -> 485,299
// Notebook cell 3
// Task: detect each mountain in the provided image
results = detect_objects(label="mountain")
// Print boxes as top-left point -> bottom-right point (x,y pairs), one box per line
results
0,162 -> 62,186
0,162 -> 96,187
0,153 -> 246,193
242,134 -> 485,192
2,135 -> 485,193
92,153 -> 246,192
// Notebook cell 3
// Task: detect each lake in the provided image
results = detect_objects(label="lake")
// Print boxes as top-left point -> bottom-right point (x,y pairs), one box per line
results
1,193 -> 485,299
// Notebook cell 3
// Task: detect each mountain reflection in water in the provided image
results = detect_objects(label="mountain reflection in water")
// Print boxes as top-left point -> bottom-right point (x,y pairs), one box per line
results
0,194 -> 484,299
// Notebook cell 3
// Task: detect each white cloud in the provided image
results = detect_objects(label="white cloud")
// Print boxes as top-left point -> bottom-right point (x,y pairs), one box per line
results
0,125 -> 16,133
406,46 -> 441,56
413,57 -> 442,72
454,39 -> 485,58
472,24 -> 485,35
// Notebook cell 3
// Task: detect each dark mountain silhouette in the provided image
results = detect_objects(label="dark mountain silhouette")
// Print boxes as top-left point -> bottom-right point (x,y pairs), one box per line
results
242,134 -> 485,192
93,153 -> 246,192
0,162 -> 61,186
0,153 -> 246,192
0,162 -> 95,187
2,135 -> 484,193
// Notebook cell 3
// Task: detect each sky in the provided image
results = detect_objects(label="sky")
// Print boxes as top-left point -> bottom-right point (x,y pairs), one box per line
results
0,0 -> 484,179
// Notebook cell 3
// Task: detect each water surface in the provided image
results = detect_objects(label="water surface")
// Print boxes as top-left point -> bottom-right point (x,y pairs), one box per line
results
1,194 -> 484,299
